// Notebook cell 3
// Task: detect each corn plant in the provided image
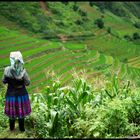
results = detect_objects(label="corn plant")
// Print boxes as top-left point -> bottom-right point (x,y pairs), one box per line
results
104,74 -> 131,100
64,78 -> 94,119
1,76 -> 140,138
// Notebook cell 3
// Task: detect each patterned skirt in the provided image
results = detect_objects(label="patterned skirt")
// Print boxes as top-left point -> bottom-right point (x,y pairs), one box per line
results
4,94 -> 31,118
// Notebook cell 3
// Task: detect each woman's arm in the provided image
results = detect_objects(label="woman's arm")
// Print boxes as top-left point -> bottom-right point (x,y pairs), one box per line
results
2,74 -> 7,84
23,70 -> 30,86
2,67 -> 8,84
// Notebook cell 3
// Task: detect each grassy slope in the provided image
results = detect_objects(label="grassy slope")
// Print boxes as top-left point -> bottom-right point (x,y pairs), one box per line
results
0,2 -> 140,91
76,3 -> 140,61
0,2 -> 140,138
0,25 -> 140,93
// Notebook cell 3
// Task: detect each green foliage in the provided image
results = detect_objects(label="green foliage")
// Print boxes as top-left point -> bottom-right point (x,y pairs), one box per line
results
0,1 -> 140,40
93,2 -> 128,17
107,27 -> 111,34
126,91 -> 140,125
75,19 -> 83,25
0,88 -> 8,132
0,1 -> 140,138
78,9 -> 87,17
89,2 -> 94,7
124,33 -> 140,42
124,2 -> 140,19
73,4 -> 79,11
0,76 -> 140,138
124,35 -> 132,41
122,58 -> 128,63
94,18 -> 104,29
132,32 -> 140,40
133,22 -> 140,29
0,2 -> 45,33
61,2 -> 69,5
70,77 -> 140,138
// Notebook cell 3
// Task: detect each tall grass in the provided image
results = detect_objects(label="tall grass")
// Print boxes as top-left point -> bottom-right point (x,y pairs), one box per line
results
0,73 -> 138,138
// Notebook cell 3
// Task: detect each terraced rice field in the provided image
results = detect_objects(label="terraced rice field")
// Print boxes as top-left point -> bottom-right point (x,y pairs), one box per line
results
0,26 -> 140,93
127,56 -> 140,68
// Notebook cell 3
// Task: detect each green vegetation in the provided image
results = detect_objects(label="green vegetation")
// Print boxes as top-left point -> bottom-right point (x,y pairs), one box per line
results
0,1 -> 140,138
92,2 -> 140,18
94,18 -> 104,29
0,76 -> 140,138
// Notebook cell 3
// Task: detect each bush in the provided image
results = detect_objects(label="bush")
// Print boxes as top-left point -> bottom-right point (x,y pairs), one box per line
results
133,22 -> 140,29
1,77 -> 140,138
124,35 -> 132,41
89,2 -> 94,7
94,18 -> 104,29
0,2 -> 47,33
0,89 -> 8,132
122,58 -> 128,63
125,91 -> 140,125
132,32 -> 140,40
79,9 -> 87,17
73,4 -> 79,11
107,27 -> 111,34
50,8 -> 61,16
75,19 -> 83,25
112,7 -> 127,17
61,2 -> 69,5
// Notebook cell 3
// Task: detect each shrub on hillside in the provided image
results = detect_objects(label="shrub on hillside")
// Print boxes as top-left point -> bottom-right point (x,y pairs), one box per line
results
50,8 -> 62,16
124,35 -> 132,41
73,4 -> 79,11
82,17 -> 90,22
0,2 -> 47,33
133,22 -> 140,29
126,90 -> 140,125
132,32 -> 140,40
93,2 -> 127,17
61,2 -> 69,5
112,7 -> 127,17
78,9 -> 87,17
1,76 -> 140,138
107,27 -> 111,34
89,2 -> 94,7
94,18 -> 104,29
75,19 -> 83,25
122,58 -> 128,63
0,89 -> 8,132
73,98 -> 131,138
124,33 -> 140,41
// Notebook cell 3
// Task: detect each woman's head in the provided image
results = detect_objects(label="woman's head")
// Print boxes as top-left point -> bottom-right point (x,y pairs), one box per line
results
10,51 -> 24,76
10,51 -> 24,64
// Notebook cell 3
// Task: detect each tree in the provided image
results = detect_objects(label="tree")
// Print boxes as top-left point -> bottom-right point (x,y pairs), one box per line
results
94,18 -> 104,29
107,27 -> 111,34
79,9 -> 87,17
133,32 -> 140,40
89,2 -> 94,7
73,4 -> 79,11
134,22 -> 140,29
61,2 -> 69,5
124,35 -> 132,41
75,19 -> 83,25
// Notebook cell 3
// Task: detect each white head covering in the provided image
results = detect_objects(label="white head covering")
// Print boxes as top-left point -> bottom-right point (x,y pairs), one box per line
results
8,51 -> 25,79
10,51 -> 24,64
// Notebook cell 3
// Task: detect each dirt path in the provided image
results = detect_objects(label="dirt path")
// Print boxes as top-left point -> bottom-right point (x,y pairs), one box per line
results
39,1 -> 51,15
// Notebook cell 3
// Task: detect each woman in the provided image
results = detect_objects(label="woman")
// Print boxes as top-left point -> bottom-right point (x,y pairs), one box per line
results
2,51 -> 31,132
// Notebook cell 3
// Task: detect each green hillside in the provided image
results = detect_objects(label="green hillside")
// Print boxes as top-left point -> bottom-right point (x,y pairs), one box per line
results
0,25 -> 140,92
0,2 -> 140,92
0,2 -> 140,138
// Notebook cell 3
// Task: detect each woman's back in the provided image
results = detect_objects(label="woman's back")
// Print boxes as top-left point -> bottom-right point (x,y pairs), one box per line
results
2,51 -> 31,131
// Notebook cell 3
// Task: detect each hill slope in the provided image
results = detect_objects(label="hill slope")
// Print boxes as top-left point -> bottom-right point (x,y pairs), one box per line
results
0,2 -> 140,92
